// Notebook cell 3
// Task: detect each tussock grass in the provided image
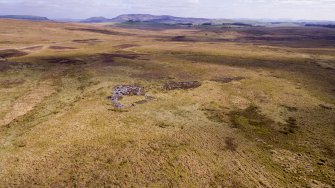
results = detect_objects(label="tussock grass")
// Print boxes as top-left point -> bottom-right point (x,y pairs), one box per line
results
0,19 -> 334,187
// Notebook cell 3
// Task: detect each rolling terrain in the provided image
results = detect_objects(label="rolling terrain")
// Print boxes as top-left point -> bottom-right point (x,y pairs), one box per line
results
0,19 -> 334,187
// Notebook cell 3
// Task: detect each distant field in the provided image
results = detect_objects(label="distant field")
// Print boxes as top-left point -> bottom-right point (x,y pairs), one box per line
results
0,19 -> 334,187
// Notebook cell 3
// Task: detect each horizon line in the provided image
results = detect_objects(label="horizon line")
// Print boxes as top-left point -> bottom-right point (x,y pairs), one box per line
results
1,13 -> 335,22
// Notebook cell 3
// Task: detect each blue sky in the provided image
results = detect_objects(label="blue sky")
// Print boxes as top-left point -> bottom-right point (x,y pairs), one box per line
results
0,0 -> 334,20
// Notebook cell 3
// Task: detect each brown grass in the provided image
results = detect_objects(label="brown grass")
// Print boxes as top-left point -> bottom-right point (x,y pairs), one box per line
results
0,19 -> 334,187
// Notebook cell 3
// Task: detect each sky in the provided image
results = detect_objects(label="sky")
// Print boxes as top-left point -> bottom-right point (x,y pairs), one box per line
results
0,0 -> 334,20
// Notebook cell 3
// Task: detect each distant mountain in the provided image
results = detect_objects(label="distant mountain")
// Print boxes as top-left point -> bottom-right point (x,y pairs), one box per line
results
0,15 -> 49,21
1,14 -> 334,28
110,14 -> 212,24
81,17 -> 112,23
80,14 -> 213,24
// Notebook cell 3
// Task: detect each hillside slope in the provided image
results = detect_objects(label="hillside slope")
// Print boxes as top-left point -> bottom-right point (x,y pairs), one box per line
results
0,19 -> 334,187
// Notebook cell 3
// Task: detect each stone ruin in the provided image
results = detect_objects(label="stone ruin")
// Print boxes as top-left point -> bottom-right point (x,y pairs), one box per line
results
108,85 -> 145,109
108,81 -> 202,110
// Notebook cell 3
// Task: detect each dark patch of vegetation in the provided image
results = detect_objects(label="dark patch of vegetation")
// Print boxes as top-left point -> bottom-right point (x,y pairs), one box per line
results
281,105 -> 298,112
232,23 -> 253,27
46,58 -> 84,65
163,81 -> 201,90
72,39 -> 103,44
127,20 -> 140,23
317,159 -> 326,166
0,61 -> 33,72
228,105 -> 305,160
225,137 -> 238,151
171,36 -> 194,42
279,117 -> 298,135
113,44 -> 139,49
238,27 -> 335,47
230,106 -> 274,134
321,144 -> 335,159
244,34 -> 335,43
23,46 -> 43,50
202,23 -> 212,26
203,108 -> 227,123
0,62 -> 11,72
319,104 -> 332,110
157,35 -> 228,43
99,52 -> 142,66
211,76 -> 245,83
0,79 -> 25,88
100,53 -> 141,61
49,46 -> 77,50
67,28 -> 134,36
230,106 -> 300,137
0,49 -> 28,58
222,23 -> 253,27
244,36 -> 298,42
178,23 -> 193,27
155,122 -> 171,128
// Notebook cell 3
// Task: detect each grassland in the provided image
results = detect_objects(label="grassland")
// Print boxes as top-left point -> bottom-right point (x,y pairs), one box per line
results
0,19 -> 334,187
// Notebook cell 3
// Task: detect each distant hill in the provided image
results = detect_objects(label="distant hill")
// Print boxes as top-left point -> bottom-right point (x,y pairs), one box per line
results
0,15 -> 49,21
1,14 -> 334,28
81,14 -> 250,27
80,14 -> 213,25
81,17 -> 112,23
110,14 -> 212,25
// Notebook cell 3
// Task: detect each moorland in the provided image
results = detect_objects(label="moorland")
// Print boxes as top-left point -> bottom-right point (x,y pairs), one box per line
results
0,18 -> 334,187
